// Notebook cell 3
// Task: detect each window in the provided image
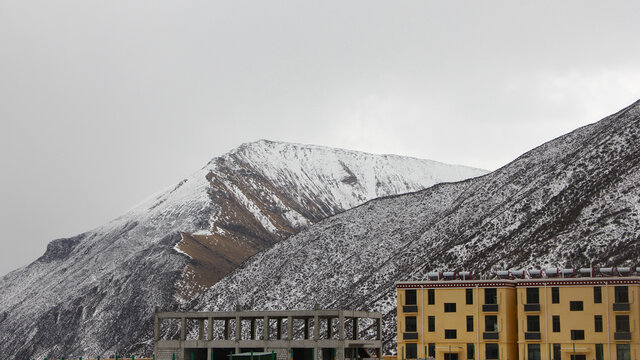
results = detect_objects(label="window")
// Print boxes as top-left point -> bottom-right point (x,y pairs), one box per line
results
428,289 -> 435,305
406,343 -> 417,359
528,344 -> 541,360
570,301 -> 584,311
617,344 -> 630,360
553,344 -> 561,360
571,330 -> 585,340
615,286 -> 629,303
444,303 -> 457,312
428,343 -> 435,358
594,286 -> 602,303
466,288 -> 474,305
467,344 -> 475,360
486,344 -> 499,360
405,290 -> 417,305
466,316 -> 474,332
594,315 -> 603,332
485,288 -> 497,304
616,315 -> 630,332
596,344 -> 603,360
405,316 -> 417,332
551,287 -> 560,303
527,315 -> 540,332
526,288 -> 540,304
444,329 -> 457,339
552,316 -> 560,332
428,316 -> 435,332
485,315 -> 498,332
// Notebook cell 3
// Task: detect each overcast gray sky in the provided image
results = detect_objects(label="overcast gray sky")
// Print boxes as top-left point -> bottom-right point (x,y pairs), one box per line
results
1,0 -> 640,276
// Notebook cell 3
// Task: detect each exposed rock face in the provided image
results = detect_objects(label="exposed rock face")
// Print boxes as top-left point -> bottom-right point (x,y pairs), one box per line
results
0,140 -> 486,358
190,100 -> 640,354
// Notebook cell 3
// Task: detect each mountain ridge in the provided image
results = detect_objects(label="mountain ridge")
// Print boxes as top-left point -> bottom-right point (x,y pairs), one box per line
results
187,99 -> 640,354
0,140 -> 487,358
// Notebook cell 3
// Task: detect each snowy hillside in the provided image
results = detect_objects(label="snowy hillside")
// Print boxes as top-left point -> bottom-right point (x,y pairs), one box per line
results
0,140 -> 486,358
190,100 -> 640,354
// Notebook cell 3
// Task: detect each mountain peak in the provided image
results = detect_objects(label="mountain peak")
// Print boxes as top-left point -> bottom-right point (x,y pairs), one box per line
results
0,140 -> 487,358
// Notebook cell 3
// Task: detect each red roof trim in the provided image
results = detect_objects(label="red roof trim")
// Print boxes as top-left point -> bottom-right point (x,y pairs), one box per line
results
397,282 -> 516,289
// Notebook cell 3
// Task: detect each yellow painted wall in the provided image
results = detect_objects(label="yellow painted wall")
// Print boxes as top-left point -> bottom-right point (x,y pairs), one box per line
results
397,283 -> 518,360
516,282 -> 640,360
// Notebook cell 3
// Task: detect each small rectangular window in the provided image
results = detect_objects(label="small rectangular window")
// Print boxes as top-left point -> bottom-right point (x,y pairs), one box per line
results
428,343 -> 435,358
553,344 -> 561,360
406,343 -> 417,359
594,315 -> 603,332
444,303 -> 457,312
552,315 -> 560,332
444,329 -> 457,339
405,316 -> 417,332
428,316 -> 435,332
594,286 -> 602,303
527,315 -> 540,332
595,344 -> 603,360
485,288 -> 497,304
466,315 -> 474,332
466,288 -> 474,305
428,289 -> 435,305
528,344 -> 541,360
405,290 -> 417,305
485,315 -> 498,332
467,344 -> 475,360
526,288 -> 540,304
486,344 -> 499,360
570,301 -> 583,311
615,286 -> 629,303
551,287 -> 560,304
571,330 -> 585,340
616,315 -> 630,332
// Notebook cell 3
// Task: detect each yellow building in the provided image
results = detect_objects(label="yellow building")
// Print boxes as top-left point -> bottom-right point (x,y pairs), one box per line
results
396,279 -> 518,360
515,276 -> 640,360
397,270 -> 640,360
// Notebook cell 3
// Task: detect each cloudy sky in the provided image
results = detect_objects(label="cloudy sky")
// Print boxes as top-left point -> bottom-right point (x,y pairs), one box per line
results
1,0 -> 640,276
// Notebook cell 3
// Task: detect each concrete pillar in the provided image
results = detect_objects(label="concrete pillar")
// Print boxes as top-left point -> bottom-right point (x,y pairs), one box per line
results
264,316 -> 270,340
225,319 -> 230,340
338,346 -> 345,360
313,315 -> 319,340
277,318 -> 282,339
305,318 -> 310,339
376,318 -> 382,340
338,313 -> 345,340
181,317 -> 187,341
235,316 -> 241,341
199,318 -> 205,340
251,318 -> 256,340
154,314 -> 160,341
208,317 -> 214,341
352,318 -> 359,340
287,316 -> 293,340
327,317 -> 333,339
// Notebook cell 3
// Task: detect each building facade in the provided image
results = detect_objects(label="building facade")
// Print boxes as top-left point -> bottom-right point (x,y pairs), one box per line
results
154,309 -> 382,360
396,273 -> 640,360
515,277 -> 640,360
396,280 -> 518,360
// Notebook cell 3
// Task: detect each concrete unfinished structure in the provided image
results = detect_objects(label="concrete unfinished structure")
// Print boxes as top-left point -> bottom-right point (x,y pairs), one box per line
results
154,309 -> 383,360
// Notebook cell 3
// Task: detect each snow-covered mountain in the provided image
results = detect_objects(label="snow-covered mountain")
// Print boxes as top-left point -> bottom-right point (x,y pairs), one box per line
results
189,100 -> 640,354
0,140 -> 487,358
